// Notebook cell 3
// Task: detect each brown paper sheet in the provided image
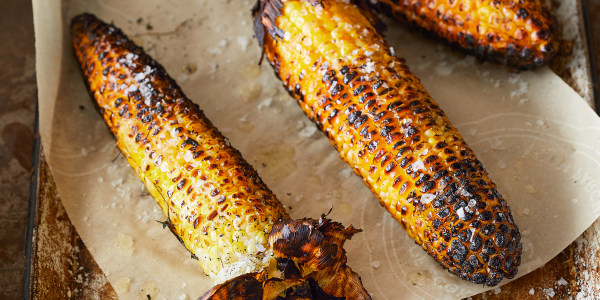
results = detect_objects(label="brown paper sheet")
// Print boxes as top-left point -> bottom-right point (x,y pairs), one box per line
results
33,0 -> 600,299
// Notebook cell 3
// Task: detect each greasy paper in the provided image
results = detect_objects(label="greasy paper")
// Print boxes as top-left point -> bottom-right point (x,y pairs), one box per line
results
33,0 -> 600,299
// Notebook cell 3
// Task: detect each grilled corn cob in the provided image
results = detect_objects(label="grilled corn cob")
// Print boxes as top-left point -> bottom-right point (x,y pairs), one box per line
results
369,0 -> 559,69
254,0 -> 522,286
71,13 -> 369,299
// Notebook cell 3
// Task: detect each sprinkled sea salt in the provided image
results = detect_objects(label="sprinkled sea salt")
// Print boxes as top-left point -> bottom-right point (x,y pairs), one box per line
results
420,193 -> 435,204
457,207 -> 465,220
543,288 -> 555,297
364,61 -> 376,73
411,160 -> 425,172
370,261 -> 381,269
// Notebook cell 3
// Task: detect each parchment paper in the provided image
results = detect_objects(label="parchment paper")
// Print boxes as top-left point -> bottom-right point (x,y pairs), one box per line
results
33,0 -> 600,299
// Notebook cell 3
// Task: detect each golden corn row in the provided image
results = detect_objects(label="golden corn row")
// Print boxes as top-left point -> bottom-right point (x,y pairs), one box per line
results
254,0 -> 521,286
370,0 -> 559,69
71,13 -> 369,299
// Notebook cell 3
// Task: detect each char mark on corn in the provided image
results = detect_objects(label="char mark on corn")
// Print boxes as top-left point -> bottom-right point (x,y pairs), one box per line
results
254,0 -> 522,286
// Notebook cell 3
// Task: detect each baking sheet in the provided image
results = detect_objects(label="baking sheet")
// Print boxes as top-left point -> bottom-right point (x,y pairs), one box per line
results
33,0 -> 600,299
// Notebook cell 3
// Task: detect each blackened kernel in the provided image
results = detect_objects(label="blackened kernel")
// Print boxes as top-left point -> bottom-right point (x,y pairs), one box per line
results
399,181 -> 409,194
494,212 -> 506,223
392,141 -> 405,149
421,181 -> 435,192
504,257 -> 515,270
451,222 -> 463,236
114,97 -> 123,108
142,114 -> 152,123
435,141 -> 447,149
466,184 -> 478,194
404,126 -> 417,137
328,109 -> 339,120
343,71 -> 357,84
495,232 -> 508,247
400,205 -> 408,215
472,273 -> 486,284
332,83 -> 344,96
479,211 -> 493,221
433,170 -> 448,180
413,107 -> 425,114
294,83 -> 301,95
353,85 -> 366,96
387,101 -> 402,110
470,220 -> 481,229
373,79 -> 384,90
354,115 -> 368,128
454,169 -> 468,178
182,137 -> 199,148
432,218 -> 442,229
480,253 -> 489,263
360,92 -> 375,103
385,162 -> 395,173
481,224 -> 495,236
400,157 -> 411,167
378,87 -> 392,95
432,198 -> 444,208
458,229 -> 471,243
348,111 -> 361,125
451,240 -> 467,262
360,126 -> 369,137
396,146 -> 410,158
437,207 -> 450,218
469,255 -> 481,269
441,228 -> 451,241
499,224 -> 511,233
368,140 -> 378,152
322,70 -> 335,82
210,188 -> 220,197
453,200 -> 467,211
469,235 -> 482,251
424,155 -> 437,164
476,201 -> 487,210
381,125 -> 394,137
365,99 -> 376,110
177,179 -> 187,190
340,65 -> 349,75
485,246 -> 497,255
517,8 -> 529,18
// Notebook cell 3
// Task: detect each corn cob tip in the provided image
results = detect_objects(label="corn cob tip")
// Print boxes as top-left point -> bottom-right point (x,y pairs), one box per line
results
201,216 -> 370,299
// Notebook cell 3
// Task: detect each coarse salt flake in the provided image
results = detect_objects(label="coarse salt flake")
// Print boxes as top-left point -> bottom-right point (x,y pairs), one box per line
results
420,193 -> 435,204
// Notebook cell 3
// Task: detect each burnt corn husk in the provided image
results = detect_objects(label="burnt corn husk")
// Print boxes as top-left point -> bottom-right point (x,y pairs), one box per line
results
370,0 -> 559,69
71,13 -> 370,299
254,0 -> 522,286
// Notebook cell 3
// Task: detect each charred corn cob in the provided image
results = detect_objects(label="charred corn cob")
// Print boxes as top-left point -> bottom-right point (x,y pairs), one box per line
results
254,0 -> 522,286
369,0 -> 559,69
71,13 -> 369,299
